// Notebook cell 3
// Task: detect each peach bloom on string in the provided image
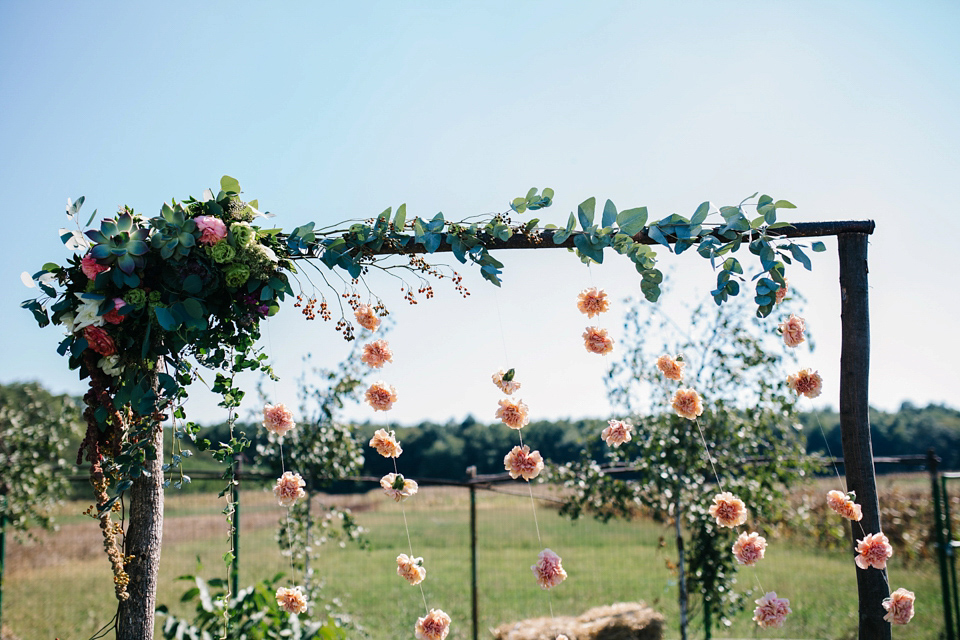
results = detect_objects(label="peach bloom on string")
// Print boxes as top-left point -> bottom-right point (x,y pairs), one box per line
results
671,388 -> 704,420
492,368 -> 521,395
577,287 -> 610,318
369,429 -> 402,458
775,280 -> 789,305
415,609 -> 452,640
504,445 -> 544,481
856,532 -> 893,570
273,471 -> 306,507
787,369 -> 823,399
365,381 -> 398,411
263,403 -> 296,437
532,548 -> 568,590
779,314 -> 806,348
883,588 -> 916,625
81,253 -> 109,279
753,592 -> 791,628
733,531 -> 767,566
496,398 -> 530,430
361,339 -> 393,368
396,553 -> 426,586
582,326 -> 614,355
380,473 -> 418,502
601,419 -> 633,447
827,489 -> 863,521
354,304 -> 380,331
195,216 -> 228,246
656,355 -> 685,381
275,586 -> 308,614
709,492 -> 748,528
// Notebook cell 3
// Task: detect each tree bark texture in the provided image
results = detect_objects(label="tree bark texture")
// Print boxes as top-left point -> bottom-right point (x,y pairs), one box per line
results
837,233 -> 890,640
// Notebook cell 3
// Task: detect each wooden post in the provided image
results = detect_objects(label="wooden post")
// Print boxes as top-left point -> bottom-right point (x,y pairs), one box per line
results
837,232 -> 890,640
467,466 -> 479,640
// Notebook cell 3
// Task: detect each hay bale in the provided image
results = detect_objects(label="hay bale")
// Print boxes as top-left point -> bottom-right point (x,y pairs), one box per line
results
492,601 -> 664,640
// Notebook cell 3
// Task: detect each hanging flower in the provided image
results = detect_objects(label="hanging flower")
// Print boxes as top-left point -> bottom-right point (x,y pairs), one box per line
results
656,355 -> 685,381
102,298 -> 127,325
504,445 -> 544,481
275,586 -> 308,614
577,287 -> 610,318
775,280 -> 789,305
752,592 -> 791,628
779,314 -> 806,348
671,388 -> 703,420
732,532 -> 767,566
601,419 -> 633,447
369,429 -> 402,458
84,326 -> 117,357
787,369 -> 823,399
355,304 -> 380,331
532,548 -> 568,590
826,490 -> 863,521
708,492 -> 748,528
396,553 -> 426,586
495,398 -> 530,430
492,368 -> 521,395
273,471 -> 306,507
415,608 -> 452,640
582,326 -> 614,355
361,340 -> 394,368
81,253 -> 109,279
263,403 -> 296,436
855,532 -> 893,570
365,381 -> 398,411
883,588 -> 916,625
380,473 -> 418,502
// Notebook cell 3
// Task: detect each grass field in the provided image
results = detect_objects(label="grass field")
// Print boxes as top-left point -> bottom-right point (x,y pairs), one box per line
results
2,479 -> 949,640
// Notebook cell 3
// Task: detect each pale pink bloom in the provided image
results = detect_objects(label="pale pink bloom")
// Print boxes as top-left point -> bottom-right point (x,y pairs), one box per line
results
365,381 -> 398,411
856,532 -> 893,570
787,369 -> 823,399
361,339 -> 393,368
577,287 -> 610,318
601,419 -> 633,447
656,355 -> 685,381
263,403 -> 296,437
273,472 -> 306,507
504,445 -> 544,481
532,548 -> 568,590
779,314 -> 806,348
102,298 -> 126,325
492,368 -> 521,395
709,492 -> 748,528
582,326 -> 614,355
396,553 -> 426,586
275,586 -> 308,614
195,215 -> 228,245
775,280 -> 789,305
883,588 -> 916,625
369,428 -> 402,458
671,388 -> 704,420
732,531 -> 767,566
380,473 -> 418,502
81,253 -> 109,279
354,304 -> 380,331
753,591 -> 791,628
826,490 -> 863,521
495,398 -> 530,430
415,608 -> 451,640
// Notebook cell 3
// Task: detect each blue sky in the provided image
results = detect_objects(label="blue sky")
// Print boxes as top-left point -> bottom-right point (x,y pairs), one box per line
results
2,1 -> 959,427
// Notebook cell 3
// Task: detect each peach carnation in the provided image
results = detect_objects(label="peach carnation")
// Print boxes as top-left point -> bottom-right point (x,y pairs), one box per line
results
856,532 -> 893,570
415,608 -> 451,640
775,280 -> 789,305
83,326 -> 117,357
369,429 -> 402,458
601,419 -> 633,447
495,398 -> 530,430
753,591 -> 791,629
275,586 -> 308,614
195,215 -> 228,246
577,287 -> 610,318
582,326 -> 614,355
263,403 -> 296,436
826,490 -> 863,521
81,253 -> 110,279
365,381 -> 398,411
380,473 -> 418,502
492,368 -> 521,395
273,471 -> 306,507
733,531 -> 767,566
656,355 -> 685,381
504,445 -> 544,481
361,339 -> 393,368
532,548 -> 568,590
883,588 -> 915,625
709,491 -> 748,528
779,314 -> 806,348
354,304 -> 380,331
787,369 -> 823,399
671,388 -> 703,420
396,553 -> 426,586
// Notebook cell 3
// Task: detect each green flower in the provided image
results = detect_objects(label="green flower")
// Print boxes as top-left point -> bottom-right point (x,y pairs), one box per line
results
208,241 -> 237,264
225,199 -> 256,223
124,289 -> 147,310
230,222 -> 255,248
224,263 -> 251,289
148,291 -> 162,304
239,243 -> 277,280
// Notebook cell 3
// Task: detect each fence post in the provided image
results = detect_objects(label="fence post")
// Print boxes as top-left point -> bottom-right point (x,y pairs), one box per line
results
467,466 -> 479,640
231,453 -> 241,598
931,449 -> 958,640
1,499 -> 6,634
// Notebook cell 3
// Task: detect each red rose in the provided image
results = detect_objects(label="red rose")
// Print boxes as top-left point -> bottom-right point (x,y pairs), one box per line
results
84,326 -> 117,357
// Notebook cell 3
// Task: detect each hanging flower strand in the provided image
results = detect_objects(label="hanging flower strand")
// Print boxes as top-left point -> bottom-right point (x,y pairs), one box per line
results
365,381 -> 398,411
708,491 -> 748,528
671,388 -> 703,420
369,429 -> 402,458
582,326 -> 614,355
532,548 -> 568,590
263,403 -> 296,437
355,304 -> 381,332
495,398 -> 530,430
787,369 -> 823,399
492,368 -> 521,395
504,445 -> 544,481
276,585 -> 308,614
415,608 -> 452,640
397,553 -> 427,586
656,354 -> 684,381
732,531 -> 767,566
576,287 -> 610,318
601,419 -> 633,447
778,314 -> 806,348
361,339 -> 393,368
753,591 -> 791,628
380,472 -> 418,502
273,471 -> 306,507
883,588 -> 916,625
855,532 -> 893,570
827,489 -> 863,521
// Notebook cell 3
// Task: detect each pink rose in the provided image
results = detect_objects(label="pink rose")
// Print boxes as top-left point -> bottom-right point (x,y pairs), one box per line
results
83,326 -> 117,357
194,216 -> 227,246
103,298 -> 127,325
81,254 -> 110,279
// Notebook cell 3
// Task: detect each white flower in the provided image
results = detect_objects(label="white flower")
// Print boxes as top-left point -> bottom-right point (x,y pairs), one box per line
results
60,312 -> 77,335
73,294 -> 105,332
98,356 -> 124,376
